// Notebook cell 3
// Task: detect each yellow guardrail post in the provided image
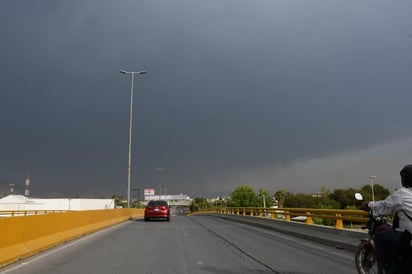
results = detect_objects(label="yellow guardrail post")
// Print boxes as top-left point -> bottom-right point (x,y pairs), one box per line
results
243,208 -> 246,216
305,211 -> 313,225
250,209 -> 253,216
285,210 -> 290,222
335,213 -> 343,229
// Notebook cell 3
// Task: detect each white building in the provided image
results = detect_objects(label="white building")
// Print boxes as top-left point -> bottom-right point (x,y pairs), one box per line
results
0,195 -> 115,211
143,194 -> 192,206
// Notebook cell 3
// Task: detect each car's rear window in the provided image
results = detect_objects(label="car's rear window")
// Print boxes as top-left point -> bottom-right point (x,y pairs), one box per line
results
148,200 -> 168,206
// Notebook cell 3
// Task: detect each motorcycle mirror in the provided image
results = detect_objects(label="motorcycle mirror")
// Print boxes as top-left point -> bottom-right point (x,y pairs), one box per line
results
355,193 -> 363,201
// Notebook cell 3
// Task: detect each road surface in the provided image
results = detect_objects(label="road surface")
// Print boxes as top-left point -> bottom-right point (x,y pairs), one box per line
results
1,215 -> 357,274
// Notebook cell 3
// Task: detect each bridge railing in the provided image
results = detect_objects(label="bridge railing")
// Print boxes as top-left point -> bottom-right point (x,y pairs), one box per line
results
191,207 -> 369,229
0,210 -> 68,218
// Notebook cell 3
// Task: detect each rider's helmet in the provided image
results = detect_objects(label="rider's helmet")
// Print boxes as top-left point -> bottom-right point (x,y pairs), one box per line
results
400,164 -> 412,187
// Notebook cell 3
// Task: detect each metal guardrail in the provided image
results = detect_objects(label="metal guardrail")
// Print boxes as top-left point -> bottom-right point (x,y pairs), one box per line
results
191,207 -> 369,229
0,210 -> 67,218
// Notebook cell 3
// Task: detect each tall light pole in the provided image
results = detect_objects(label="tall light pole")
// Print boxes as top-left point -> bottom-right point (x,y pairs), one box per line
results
257,195 -> 266,216
369,175 -> 376,204
120,69 -> 146,208
155,168 -> 163,200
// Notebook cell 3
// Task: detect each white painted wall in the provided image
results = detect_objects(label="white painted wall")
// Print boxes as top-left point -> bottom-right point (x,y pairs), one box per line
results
0,195 -> 115,211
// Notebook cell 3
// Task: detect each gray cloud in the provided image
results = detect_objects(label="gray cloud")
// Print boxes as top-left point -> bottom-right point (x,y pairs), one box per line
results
1,0 -> 411,198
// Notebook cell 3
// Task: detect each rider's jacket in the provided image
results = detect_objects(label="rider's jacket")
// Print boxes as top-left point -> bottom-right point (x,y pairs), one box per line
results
368,187 -> 412,232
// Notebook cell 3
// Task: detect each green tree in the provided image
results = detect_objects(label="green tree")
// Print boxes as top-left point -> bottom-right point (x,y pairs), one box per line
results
284,193 -> 316,208
314,195 -> 340,209
112,194 -> 127,208
229,185 -> 257,207
190,201 -> 200,212
360,184 -> 390,201
329,188 -> 361,209
131,200 -> 144,208
275,189 -> 288,208
190,197 -> 213,211
319,186 -> 331,196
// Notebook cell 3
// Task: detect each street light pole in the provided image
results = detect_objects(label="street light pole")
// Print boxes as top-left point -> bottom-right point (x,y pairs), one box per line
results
120,69 -> 146,208
369,175 -> 376,204
257,195 -> 266,208
155,168 -> 163,200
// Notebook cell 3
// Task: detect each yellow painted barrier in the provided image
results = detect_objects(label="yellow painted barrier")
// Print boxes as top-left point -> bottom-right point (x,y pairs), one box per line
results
0,208 -> 143,267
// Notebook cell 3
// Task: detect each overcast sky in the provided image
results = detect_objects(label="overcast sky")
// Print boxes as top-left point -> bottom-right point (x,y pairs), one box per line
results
1,1 -> 412,198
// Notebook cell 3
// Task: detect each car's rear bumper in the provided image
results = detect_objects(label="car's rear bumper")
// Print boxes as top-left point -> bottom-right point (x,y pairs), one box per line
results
145,214 -> 169,218
144,211 -> 170,219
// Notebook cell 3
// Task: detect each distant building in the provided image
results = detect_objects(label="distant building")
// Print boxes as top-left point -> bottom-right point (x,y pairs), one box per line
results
143,193 -> 192,206
0,195 -> 115,211
312,192 -> 323,198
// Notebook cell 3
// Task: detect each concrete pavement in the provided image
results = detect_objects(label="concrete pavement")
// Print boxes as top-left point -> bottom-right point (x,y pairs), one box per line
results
208,213 -> 367,252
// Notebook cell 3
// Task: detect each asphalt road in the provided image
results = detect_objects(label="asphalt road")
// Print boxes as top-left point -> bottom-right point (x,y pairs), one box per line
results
1,215 -> 357,274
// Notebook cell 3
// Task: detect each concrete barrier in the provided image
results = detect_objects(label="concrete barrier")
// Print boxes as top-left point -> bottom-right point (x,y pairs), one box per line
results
0,208 -> 143,267
205,213 -> 366,251
206,207 -> 369,229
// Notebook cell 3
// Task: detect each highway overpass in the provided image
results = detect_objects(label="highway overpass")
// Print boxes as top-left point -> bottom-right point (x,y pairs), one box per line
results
1,214 -> 363,274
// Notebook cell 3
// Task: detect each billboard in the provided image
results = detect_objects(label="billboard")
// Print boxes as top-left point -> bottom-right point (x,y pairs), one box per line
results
144,188 -> 155,195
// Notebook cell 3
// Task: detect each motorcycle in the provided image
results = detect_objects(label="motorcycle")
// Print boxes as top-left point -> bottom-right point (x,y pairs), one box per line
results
354,193 -> 412,274
354,194 -> 390,273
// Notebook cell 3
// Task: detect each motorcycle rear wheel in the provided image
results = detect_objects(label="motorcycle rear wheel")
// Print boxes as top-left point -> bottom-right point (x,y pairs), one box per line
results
355,243 -> 384,274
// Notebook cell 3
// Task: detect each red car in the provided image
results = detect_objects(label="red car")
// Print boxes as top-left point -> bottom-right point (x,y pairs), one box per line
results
144,200 -> 170,221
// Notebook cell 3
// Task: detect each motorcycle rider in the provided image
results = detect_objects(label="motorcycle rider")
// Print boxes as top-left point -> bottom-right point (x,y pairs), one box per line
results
361,164 -> 412,274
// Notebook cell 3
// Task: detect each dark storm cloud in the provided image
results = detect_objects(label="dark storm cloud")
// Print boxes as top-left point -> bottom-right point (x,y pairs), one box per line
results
1,0 -> 412,197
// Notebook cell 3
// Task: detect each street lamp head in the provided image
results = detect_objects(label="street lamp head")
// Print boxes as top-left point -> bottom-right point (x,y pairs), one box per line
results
119,70 -> 146,75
